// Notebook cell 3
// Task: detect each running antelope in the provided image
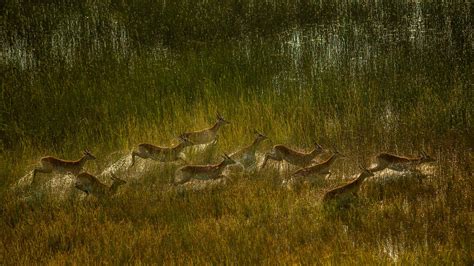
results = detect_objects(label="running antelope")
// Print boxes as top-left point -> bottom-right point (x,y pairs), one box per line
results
32,150 -> 96,184
180,113 -> 230,145
130,136 -> 193,167
322,165 -> 374,202
175,154 -> 236,184
75,172 -> 126,198
368,151 -> 435,172
292,149 -> 345,178
230,130 -> 268,169
261,142 -> 325,169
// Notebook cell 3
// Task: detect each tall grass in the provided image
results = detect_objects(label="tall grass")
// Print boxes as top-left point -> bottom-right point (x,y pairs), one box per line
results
1,0 -> 472,264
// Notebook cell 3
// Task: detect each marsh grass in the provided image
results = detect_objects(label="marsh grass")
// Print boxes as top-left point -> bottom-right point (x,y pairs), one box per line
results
1,0 -> 473,264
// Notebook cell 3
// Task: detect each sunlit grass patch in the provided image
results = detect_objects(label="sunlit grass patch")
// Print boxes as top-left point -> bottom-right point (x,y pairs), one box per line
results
1,0 -> 472,264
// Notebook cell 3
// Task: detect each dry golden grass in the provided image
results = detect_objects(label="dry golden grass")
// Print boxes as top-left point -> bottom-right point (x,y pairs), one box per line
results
1,0 -> 472,263
1,147 -> 472,264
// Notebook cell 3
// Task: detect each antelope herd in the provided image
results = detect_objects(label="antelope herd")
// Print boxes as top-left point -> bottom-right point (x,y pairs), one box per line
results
30,113 -> 435,202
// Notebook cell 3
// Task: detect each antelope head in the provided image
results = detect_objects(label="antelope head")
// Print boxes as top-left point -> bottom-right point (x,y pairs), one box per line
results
221,153 -> 237,166
216,112 -> 230,125
254,130 -> 268,141
358,164 -> 374,178
419,150 -> 435,163
110,173 -> 127,187
179,135 -> 194,147
83,149 -> 97,160
330,144 -> 346,159
313,142 -> 324,153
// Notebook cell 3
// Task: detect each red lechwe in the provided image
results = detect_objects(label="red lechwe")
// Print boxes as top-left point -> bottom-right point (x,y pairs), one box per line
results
369,151 -> 435,172
322,165 -> 374,202
174,154 -> 236,184
130,136 -> 193,167
261,142 -> 325,169
75,172 -> 126,198
229,130 -> 268,170
292,149 -> 345,179
180,112 -> 230,145
32,150 -> 96,184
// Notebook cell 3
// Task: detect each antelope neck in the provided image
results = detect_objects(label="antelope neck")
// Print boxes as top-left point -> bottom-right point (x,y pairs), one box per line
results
323,154 -> 339,165
109,182 -> 121,195
309,147 -> 321,156
210,121 -> 223,132
78,155 -> 89,166
217,160 -> 230,168
174,141 -> 188,151
249,137 -> 264,151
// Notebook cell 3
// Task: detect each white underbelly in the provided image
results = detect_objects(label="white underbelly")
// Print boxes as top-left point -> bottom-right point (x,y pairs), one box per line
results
151,153 -> 176,162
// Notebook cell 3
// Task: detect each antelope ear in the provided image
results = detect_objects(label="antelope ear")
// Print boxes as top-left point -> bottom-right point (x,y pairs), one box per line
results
217,112 -> 222,119
224,153 -> 231,159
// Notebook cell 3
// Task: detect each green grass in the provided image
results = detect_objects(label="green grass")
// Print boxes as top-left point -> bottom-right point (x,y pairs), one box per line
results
1,0 -> 473,264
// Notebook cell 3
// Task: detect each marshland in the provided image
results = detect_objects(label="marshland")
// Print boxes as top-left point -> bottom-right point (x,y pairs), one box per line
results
1,0 -> 473,264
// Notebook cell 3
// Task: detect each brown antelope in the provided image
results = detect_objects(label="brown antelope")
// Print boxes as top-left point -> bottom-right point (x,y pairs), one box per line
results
261,142 -> 325,169
75,172 -> 126,198
180,112 -> 230,145
368,151 -> 435,172
130,136 -> 193,167
175,154 -> 236,184
292,149 -> 345,178
32,150 -> 96,184
322,165 -> 374,202
230,130 -> 268,169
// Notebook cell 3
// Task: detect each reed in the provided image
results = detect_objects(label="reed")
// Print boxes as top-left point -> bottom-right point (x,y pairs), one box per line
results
1,0 -> 472,264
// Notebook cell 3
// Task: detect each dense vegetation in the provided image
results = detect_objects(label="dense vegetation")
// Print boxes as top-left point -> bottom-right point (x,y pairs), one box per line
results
1,0 -> 472,264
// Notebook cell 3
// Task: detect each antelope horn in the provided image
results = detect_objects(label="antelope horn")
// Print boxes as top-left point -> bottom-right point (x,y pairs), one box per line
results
315,142 -> 323,149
